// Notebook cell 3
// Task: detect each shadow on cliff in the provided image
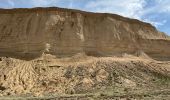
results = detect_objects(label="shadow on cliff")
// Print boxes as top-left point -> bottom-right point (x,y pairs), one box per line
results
0,51 -> 105,61
0,52 -> 42,61
0,51 -> 170,61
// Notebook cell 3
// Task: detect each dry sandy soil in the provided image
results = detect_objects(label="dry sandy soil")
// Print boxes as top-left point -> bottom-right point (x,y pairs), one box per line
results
0,53 -> 169,100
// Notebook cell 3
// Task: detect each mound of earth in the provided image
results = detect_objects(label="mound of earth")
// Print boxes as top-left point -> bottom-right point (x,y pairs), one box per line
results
0,7 -> 169,99
0,54 -> 169,99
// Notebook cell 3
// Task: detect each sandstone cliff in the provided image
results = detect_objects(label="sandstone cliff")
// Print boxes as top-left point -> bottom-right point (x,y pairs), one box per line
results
0,8 -> 169,99
0,7 -> 169,60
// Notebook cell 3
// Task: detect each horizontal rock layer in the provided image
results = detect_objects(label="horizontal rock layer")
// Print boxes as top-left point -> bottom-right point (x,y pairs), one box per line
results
0,7 -> 169,60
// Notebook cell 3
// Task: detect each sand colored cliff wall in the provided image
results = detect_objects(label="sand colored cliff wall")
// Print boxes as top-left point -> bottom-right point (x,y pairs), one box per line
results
0,7 -> 169,60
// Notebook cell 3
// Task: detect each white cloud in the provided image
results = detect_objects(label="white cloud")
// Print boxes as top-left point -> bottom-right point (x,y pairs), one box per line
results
141,0 -> 170,27
7,0 -> 15,7
144,19 -> 167,27
142,0 -> 170,15
85,0 -> 146,19
31,0 -> 59,7
154,0 -> 170,13
32,0 -> 49,6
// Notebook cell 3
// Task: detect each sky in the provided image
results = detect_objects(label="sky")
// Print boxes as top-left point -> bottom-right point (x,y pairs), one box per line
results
0,0 -> 170,35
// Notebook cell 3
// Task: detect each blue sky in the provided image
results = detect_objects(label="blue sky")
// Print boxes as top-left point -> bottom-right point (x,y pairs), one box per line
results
0,0 -> 170,35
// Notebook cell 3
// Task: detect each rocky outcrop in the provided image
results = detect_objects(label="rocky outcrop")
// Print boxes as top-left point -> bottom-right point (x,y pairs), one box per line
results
0,7 -> 169,60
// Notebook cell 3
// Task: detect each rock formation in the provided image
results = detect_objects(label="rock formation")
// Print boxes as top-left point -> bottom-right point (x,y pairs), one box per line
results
0,7 -> 169,60
0,7 -> 169,99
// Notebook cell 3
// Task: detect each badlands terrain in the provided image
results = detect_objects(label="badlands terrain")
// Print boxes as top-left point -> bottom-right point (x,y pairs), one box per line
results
0,7 -> 169,99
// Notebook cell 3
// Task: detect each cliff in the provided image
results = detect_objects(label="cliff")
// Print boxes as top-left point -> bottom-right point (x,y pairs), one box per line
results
0,7 -> 169,60
0,7 -> 169,98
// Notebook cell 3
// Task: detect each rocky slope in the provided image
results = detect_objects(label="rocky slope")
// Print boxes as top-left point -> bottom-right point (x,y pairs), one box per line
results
0,7 -> 169,60
0,54 -> 169,99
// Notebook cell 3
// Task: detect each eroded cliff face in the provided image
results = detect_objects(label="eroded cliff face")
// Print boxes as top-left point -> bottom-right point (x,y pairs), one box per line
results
0,7 -> 169,60
0,8 -> 169,98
